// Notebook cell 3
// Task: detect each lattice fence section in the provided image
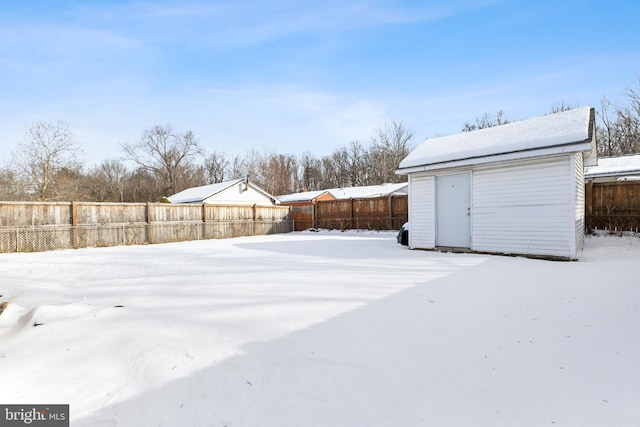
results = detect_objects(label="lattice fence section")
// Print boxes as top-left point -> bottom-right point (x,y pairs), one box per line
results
0,220 -> 294,253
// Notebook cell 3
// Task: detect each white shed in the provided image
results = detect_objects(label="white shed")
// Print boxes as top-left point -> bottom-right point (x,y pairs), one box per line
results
396,107 -> 597,260
167,178 -> 278,206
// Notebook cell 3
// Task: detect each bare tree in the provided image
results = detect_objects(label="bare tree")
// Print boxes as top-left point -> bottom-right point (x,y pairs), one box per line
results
613,107 -> 640,154
463,111 -> 510,132
367,119 -> 413,184
204,151 -> 230,184
122,125 -> 203,197
82,159 -> 130,202
328,148 -> 351,188
261,153 -> 298,196
100,159 -> 129,202
624,80 -> 640,152
597,97 -> 618,156
597,86 -> 640,156
550,101 -> 578,113
125,167 -> 163,202
11,121 -> 83,201
299,152 -> 323,191
225,154 -> 245,180
51,167 -> 90,200
346,141 -> 368,186
0,166 -> 23,200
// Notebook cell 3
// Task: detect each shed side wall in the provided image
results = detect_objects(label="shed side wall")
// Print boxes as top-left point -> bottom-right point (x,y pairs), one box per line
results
573,153 -> 585,257
408,174 -> 435,249
472,156 -> 573,258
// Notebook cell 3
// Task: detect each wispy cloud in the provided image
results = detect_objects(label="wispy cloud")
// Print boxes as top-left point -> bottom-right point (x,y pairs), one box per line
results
60,1 -> 503,48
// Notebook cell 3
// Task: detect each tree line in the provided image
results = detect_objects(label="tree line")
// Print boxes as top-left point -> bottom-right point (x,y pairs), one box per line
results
1,78 -> 639,203
0,120 -> 413,202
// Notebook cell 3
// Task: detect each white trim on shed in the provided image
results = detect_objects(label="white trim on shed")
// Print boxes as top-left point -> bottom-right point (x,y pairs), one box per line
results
398,107 -> 596,260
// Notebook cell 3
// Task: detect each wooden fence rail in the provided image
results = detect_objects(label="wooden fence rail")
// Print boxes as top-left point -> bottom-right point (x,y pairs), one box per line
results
0,201 -> 292,253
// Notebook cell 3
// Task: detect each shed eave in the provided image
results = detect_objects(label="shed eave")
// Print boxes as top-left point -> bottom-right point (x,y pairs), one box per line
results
396,140 -> 593,175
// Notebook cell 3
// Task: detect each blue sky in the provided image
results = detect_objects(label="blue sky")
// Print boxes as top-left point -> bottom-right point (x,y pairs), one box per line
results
1,0 -> 639,165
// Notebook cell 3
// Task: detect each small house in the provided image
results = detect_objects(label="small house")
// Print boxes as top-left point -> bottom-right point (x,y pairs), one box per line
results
167,178 -> 278,206
396,107 -> 597,260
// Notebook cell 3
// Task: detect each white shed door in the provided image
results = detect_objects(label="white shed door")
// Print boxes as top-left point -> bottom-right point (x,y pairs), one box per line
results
436,172 -> 471,248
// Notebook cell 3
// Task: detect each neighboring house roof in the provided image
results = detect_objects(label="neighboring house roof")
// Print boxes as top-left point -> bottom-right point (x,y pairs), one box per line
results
397,107 -> 596,173
167,179 -> 277,204
585,154 -> 640,180
328,183 -> 408,199
277,190 -> 332,204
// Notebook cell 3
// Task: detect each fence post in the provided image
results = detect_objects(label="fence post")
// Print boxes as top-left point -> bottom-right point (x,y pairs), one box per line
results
252,204 -> 257,236
146,202 -> 152,244
350,198 -> 354,230
311,203 -> 315,229
388,195 -> 393,230
585,180 -> 593,232
71,201 -> 78,249
202,203 -> 207,239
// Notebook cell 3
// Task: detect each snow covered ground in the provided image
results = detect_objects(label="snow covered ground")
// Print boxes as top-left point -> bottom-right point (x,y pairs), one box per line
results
1,231 -> 639,427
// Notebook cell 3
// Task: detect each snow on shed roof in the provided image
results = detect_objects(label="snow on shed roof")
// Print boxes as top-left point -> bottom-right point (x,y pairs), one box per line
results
277,190 -> 331,203
585,154 -> 640,178
167,179 -> 245,203
328,183 -> 407,199
398,107 -> 595,172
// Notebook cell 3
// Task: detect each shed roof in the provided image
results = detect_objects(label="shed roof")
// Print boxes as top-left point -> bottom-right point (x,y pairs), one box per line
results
585,154 -> 640,179
397,107 -> 595,173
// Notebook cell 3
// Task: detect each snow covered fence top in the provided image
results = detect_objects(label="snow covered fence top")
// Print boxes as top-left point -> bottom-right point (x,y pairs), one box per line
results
585,153 -> 640,180
397,107 -> 596,173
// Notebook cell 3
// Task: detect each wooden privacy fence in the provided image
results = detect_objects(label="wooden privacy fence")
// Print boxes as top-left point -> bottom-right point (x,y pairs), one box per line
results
290,195 -> 408,231
585,181 -> 640,233
0,201 -> 293,253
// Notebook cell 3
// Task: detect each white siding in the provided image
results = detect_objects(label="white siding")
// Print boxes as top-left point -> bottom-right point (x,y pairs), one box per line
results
472,156 -> 574,258
204,182 -> 274,206
573,153 -> 585,258
409,174 -> 435,249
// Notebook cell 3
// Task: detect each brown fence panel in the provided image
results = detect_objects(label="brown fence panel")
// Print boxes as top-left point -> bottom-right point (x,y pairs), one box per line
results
313,195 -> 408,231
391,195 -> 409,230
585,181 -> 640,232
291,208 -> 313,231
